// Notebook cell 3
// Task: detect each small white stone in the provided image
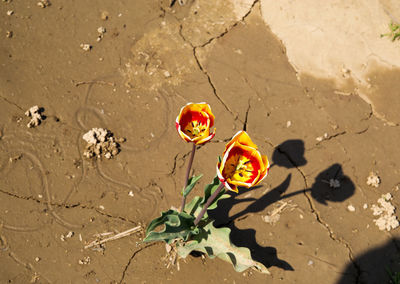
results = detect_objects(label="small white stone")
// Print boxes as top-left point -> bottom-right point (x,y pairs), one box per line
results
363,203 -> 368,209
65,231 -> 74,238
316,136 -> 323,142
163,70 -> 171,78
347,205 -> 356,212
38,194 -> 43,199
286,121 -> 291,128
366,172 -> 380,188
308,260 -> 314,266
80,43 -> 91,51
35,257 -> 41,262
128,191 -> 134,197
99,205 -> 105,210
6,10 -> 13,16
329,179 -> 340,189
97,26 -> 106,34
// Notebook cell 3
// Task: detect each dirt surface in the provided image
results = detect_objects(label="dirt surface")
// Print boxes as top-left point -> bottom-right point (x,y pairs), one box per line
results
1,0 -> 400,283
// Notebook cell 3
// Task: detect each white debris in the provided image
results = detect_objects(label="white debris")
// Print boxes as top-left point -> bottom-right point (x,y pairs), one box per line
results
371,193 -> 399,231
78,256 -> 91,265
97,26 -> 106,34
35,257 -> 41,262
286,121 -> 291,128
98,205 -> 105,210
65,231 -> 74,238
82,128 -> 123,159
80,43 -> 91,51
25,105 -> 44,128
262,201 -> 291,225
367,172 -> 381,188
363,203 -> 368,209
262,213 -> 280,224
100,11 -> 109,21
37,0 -> 50,8
316,133 -> 329,142
163,70 -> 171,78
329,179 -> 340,189
96,26 -> 106,41
128,190 -> 134,197
6,10 -> 13,16
347,205 -> 356,212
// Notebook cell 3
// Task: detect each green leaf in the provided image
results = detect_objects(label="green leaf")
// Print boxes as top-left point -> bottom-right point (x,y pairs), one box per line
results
144,210 -> 197,244
177,222 -> 269,274
201,176 -> 222,207
184,195 -> 203,216
198,175 -> 229,219
182,174 -> 203,197
207,193 -> 231,210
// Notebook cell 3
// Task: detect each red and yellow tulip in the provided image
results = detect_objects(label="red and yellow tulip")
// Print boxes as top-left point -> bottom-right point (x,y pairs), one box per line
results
217,131 -> 269,192
175,102 -> 216,145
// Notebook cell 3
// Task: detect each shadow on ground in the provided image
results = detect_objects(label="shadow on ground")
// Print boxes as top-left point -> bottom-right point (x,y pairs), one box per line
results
336,238 -> 400,284
208,139 -> 356,271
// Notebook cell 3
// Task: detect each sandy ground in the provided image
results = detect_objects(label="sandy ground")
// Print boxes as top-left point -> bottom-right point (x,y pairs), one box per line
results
1,0 -> 400,283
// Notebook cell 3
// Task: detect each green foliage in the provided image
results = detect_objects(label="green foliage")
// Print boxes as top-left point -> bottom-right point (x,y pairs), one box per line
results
184,175 -> 230,218
177,222 -> 270,274
182,174 -> 203,197
143,209 -> 198,244
381,22 -> 400,41
387,268 -> 400,284
145,175 -> 267,274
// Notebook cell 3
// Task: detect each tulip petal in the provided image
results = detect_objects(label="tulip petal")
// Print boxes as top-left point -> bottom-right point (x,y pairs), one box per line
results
175,102 -> 215,145
225,131 -> 258,152
218,131 -> 269,192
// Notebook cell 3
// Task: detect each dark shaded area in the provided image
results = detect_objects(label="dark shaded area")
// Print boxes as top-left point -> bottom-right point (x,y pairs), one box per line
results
205,139 -> 356,272
208,174 -> 294,271
336,238 -> 400,284
280,163 -> 355,206
272,139 -> 307,168
310,163 -> 355,205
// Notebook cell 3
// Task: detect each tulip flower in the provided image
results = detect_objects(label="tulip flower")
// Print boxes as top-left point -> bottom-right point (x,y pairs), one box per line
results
175,102 -> 215,145
176,102 -> 216,212
217,131 -> 269,193
194,131 -> 269,226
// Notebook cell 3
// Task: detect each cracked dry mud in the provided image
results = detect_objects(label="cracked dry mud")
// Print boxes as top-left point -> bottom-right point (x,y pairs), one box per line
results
1,0 -> 400,283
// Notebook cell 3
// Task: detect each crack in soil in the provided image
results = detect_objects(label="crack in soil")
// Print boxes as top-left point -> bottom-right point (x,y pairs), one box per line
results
176,1 -> 260,120
0,95 -> 24,111
119,243 -> 157,284
275,147 -> 362,282
242,99 -> 251,131
0,188 -> 138,225
197,0 -> 260,48
192,46 -> 236,117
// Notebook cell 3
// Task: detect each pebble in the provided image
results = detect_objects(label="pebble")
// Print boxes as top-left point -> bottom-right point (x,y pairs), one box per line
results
80,43 -> 91,51
347,205 -> 356,212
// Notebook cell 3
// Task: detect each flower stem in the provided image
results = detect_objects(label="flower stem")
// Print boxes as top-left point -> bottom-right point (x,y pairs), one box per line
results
194,183 -> 225,225
180,143 -> 196,212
